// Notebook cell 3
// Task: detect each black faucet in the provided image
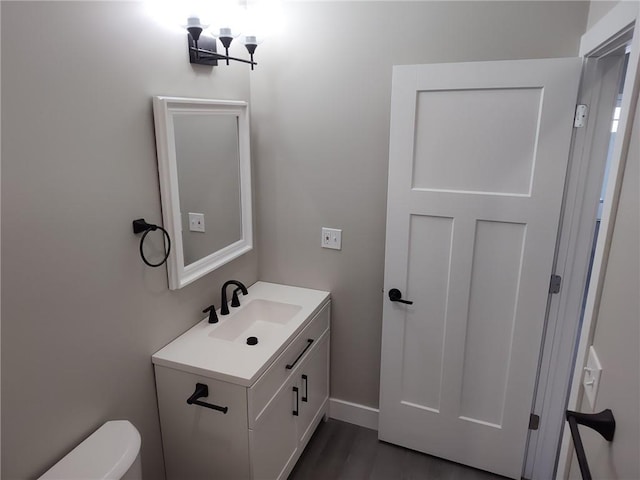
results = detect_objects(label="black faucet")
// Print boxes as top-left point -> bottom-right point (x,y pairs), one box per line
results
220,280 -> 248,315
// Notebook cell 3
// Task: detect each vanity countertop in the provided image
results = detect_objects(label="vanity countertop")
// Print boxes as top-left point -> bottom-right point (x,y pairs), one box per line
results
152,282 -> 330,386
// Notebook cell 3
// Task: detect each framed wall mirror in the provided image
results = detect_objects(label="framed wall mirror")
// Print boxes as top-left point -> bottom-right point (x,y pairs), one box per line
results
153,96 -> 252,290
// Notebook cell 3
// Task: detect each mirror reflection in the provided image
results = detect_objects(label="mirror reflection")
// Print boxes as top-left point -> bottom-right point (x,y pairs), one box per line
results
174,114 -> 242,266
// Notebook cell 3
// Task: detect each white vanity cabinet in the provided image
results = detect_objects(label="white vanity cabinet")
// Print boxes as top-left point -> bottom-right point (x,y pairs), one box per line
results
153,282 -> 330,480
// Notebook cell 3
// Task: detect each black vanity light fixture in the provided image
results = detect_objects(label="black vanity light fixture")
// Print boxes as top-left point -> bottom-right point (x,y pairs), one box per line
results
185,16 -> 259,70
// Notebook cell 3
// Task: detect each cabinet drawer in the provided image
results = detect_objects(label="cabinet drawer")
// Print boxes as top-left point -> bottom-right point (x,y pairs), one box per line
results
248,302 -> 330,427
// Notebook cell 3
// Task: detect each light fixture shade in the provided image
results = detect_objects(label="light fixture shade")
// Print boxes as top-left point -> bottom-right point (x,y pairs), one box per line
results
214,26 -> 240,50
241,35 -> 261,60
241,34 -> 263,46
214,27 -> 240,39
184,16 -> 208,41
184,16 -> 209,31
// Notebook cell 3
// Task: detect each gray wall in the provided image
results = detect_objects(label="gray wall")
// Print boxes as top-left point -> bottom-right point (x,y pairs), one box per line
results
1,2 -> 256,479
586,0 -> 620,29
251,1 -> 589,408
568,78 -> 640,480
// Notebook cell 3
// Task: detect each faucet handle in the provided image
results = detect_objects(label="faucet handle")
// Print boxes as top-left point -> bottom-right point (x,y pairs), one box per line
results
202,305 -> 218,324
231,288 -> 243,307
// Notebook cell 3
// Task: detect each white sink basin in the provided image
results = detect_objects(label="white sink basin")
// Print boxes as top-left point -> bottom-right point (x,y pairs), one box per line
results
152,282 -> 330,386
209,299 -> 302,342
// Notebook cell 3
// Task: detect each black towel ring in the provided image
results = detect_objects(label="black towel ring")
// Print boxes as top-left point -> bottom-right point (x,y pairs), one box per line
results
132,219 -> 171,267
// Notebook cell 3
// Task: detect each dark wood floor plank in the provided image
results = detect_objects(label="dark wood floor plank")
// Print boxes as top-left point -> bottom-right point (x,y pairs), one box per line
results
368,440 -> 407,480
337,426 -> 379,479
287,420 -> 337,479
289,419 -> 507,480
318,421 -> 361,480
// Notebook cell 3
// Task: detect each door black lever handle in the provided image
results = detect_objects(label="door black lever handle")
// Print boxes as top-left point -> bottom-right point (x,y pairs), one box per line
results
389,288 -> 413,305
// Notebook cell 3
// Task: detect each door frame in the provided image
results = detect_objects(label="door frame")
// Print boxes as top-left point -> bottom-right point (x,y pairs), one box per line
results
524,3 -> 640,479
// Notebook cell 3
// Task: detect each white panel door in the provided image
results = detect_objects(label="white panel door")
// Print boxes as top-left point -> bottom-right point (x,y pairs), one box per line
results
379,58 -> 581,479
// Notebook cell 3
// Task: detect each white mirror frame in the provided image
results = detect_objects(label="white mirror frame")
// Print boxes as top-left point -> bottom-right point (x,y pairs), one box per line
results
152,96 -> 253,290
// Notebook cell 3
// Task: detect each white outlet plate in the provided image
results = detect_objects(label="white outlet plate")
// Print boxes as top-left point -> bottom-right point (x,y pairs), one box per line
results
188,212 -> 205,232
583,345 -> 602,411
321,227 -> 342,250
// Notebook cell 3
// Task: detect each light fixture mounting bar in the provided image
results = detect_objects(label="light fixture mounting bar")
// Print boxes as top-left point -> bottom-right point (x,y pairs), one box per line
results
190,47 -> 257,66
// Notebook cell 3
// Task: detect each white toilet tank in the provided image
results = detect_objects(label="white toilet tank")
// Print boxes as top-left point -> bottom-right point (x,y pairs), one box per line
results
39,420 -> 142,480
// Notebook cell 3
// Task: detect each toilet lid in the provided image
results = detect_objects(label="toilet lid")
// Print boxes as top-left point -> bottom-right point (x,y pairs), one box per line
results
38,420 -> 141,480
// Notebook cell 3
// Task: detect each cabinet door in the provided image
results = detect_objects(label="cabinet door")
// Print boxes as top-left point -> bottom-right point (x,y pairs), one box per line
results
297,333 -> 330,445
250,378 -> 299,480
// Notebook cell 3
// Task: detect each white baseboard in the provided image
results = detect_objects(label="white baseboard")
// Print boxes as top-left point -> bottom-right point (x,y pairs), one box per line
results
328,398 -> 379,431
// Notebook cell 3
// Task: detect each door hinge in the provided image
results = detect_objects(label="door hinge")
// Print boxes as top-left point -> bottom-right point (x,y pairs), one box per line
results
549,274 -> 562,294
529,413 -> 540,430
574,104 -> 588,128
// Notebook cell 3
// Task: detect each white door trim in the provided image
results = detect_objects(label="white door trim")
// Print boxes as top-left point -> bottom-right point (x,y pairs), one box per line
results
549,2 -> 640,479
580,2 -> 639,57
524,51 -> 627,480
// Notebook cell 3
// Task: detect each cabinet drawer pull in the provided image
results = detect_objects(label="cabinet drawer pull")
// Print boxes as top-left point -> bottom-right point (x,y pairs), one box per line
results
186,383 -> 229,414
301,374 -> 309,402
286,339 -> 314,370
293,386 -> 299,416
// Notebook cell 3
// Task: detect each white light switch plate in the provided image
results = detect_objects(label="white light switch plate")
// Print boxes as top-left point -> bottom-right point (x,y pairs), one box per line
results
188,212 -> 205,232
583,345 -> 602,411
321,227 -> 342,250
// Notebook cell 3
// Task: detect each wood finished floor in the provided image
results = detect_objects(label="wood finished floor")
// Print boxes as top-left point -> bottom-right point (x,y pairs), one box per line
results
288,419 -> 508,480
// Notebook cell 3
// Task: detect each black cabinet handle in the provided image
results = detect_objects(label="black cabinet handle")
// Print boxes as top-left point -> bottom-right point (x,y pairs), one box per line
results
286,339 -> 314,370
389,288 -> 413,305
293,386 -> 299,416
186,383 -> 228,414
302,374 -> 308,402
